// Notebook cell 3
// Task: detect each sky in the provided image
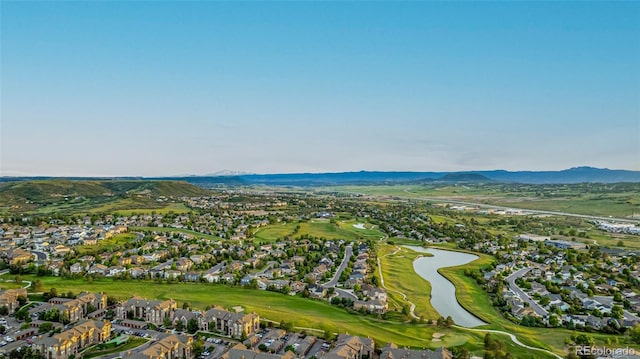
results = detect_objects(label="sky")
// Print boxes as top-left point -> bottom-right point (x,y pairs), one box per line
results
1,1 -> 639,176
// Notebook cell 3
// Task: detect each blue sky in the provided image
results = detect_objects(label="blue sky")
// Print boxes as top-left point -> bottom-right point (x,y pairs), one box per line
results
1,1 -> 639,176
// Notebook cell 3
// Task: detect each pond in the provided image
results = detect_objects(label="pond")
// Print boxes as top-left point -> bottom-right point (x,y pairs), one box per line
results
407,246 -> 486,327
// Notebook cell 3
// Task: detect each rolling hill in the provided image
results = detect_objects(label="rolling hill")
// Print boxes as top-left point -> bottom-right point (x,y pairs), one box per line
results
0,180 -> 209,214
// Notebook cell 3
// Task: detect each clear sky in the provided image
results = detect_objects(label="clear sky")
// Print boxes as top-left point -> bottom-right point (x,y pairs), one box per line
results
1,1 -> 639,176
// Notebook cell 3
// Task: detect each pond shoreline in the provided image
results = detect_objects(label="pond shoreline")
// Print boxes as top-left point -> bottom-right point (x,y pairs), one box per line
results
406,246 -> 487,328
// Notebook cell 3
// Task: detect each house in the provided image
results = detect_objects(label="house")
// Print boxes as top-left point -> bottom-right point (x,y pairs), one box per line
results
117,297 -> 177,326
127,334 -> 193,359
308,284 -> 326,299
353,299 -> 388,314
324,334 -> 375,359
32,320 -> 111,359
47,292 -> 107,323
380,343 -> 452,359
69,263 -> 84,274
184,271 -> 201,282
107,266 -> 126,277
361,285 -> 387,302
87,264 -> 108,276
6,248 -> 33,265
164,270 -> 182,280
129,267 -> 146,278
172,309 -> 197,328
0,289 -> 27,314
199,306 -> 260,338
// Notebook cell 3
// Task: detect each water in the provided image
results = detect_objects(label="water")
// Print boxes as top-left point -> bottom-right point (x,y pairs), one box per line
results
406,246 -> 486,327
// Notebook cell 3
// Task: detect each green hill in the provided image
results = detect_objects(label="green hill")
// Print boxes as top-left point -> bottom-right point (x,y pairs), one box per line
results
0,180 -> 209,214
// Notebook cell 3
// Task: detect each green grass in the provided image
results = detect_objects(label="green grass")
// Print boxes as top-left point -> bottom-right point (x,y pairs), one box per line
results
130,226 -> 225,241
0,179 -> 208,215
336,220 -> 387,240
75,233 -> 138,255
323,183 -> 640,218
295,220 -> 358,241
83,337 -> 148,359
11,274 -> 484,350
378,244 -> 439,319
253,222 -> 299,243
91,201 -> 191,215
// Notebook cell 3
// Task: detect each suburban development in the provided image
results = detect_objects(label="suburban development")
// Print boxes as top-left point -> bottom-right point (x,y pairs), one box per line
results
0,178 -> 638,359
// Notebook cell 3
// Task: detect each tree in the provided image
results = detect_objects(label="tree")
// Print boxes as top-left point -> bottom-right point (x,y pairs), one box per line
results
444,316 -> 454,327
0,306 -> 8,316
630,325 -> 640,344
192,339 -> 205,358
14,308 -> 30,321
33,280 -> 44,292
187,318 -> 199,334
38,322 -> 54,333
612,305 -> 624,319
163,317 -> 172,328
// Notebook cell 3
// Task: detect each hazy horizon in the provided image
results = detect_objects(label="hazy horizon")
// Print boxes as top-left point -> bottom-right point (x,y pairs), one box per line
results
2,2 -> 639,177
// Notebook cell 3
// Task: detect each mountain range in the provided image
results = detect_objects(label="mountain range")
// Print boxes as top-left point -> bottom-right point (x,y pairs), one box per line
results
2,167 -> 639,186
160,166 -> 640,186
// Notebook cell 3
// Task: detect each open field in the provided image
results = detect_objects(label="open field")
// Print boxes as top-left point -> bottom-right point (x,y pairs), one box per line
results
378,244 -> 439,319
12,274 -> 478,350
130,226 -> 225,241
91,201 -> 191,215
0,180 -> 208,215
253,222 -> 299,243
75,233 -> 138,255
83,337 -> 148,359
294,220 -> 358,241
323,183 -> 640,218
8,273 -> 558,357
336,220 -> 387,240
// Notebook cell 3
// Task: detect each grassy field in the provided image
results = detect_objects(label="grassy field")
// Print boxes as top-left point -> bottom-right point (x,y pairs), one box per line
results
378,244 -> 439,319
0,180 -> 208,215
75,233 -> 138,255
253,222 -> 299,243
91,201 -> 191,216
12,274 -> 477,349
336,220 -> 387,240
294,220 -> 358,241
83,337 -> 148,358
324,184 -> 640,218
130,226 -> 225,241
8,270 -> 565,358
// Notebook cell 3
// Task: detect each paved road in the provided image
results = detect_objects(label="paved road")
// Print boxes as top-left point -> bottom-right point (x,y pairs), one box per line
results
334,288 -> 357,300
30,250 -> 48,261
593,295 -> 640,322
506,268 -> 549,317
321,245 -> 353,288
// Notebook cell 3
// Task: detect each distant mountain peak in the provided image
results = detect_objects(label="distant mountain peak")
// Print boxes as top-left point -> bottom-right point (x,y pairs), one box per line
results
206,170 -> 254,177
567,166 -> 602,171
